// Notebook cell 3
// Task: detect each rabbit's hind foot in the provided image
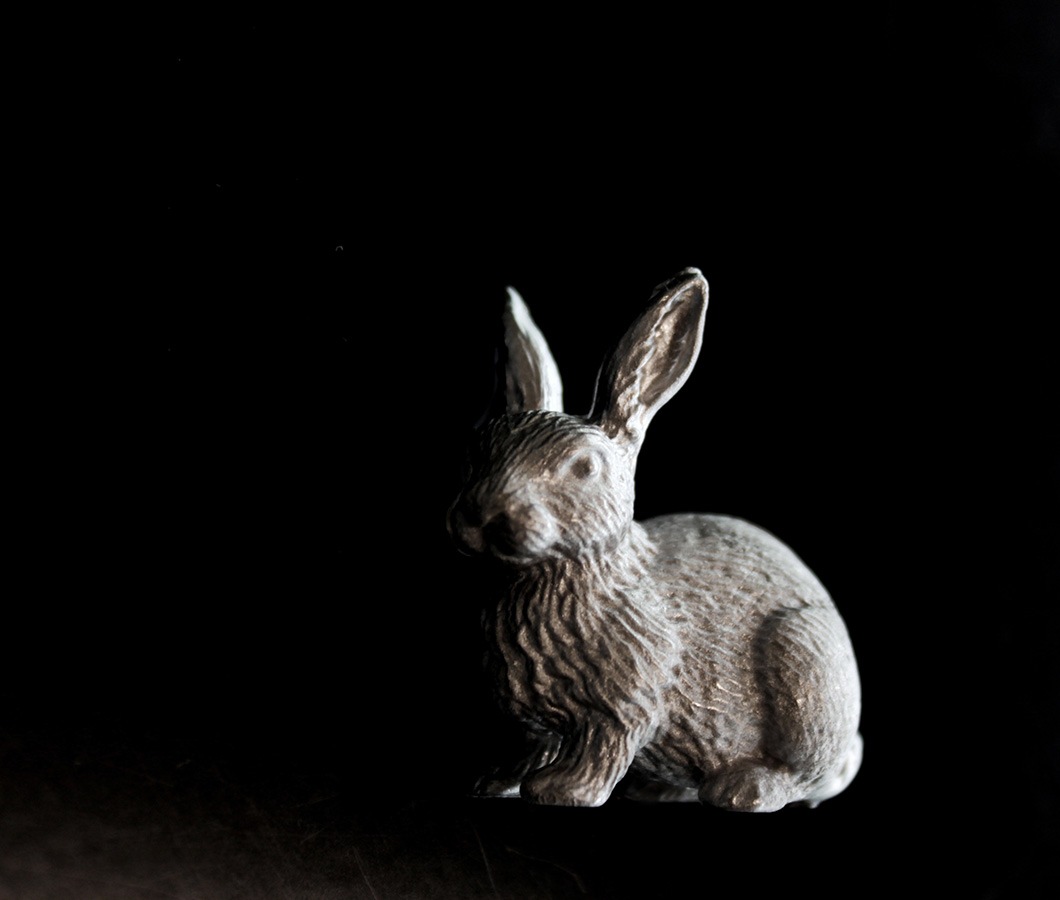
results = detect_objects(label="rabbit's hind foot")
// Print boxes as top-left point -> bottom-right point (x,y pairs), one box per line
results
698,764 -> 799,813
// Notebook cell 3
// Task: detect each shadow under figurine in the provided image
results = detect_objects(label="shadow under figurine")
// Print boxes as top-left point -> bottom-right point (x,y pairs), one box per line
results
448,268 -> 862,811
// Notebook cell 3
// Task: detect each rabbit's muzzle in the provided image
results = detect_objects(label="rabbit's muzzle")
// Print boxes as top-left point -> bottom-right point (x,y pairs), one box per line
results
448,493 -> 557,563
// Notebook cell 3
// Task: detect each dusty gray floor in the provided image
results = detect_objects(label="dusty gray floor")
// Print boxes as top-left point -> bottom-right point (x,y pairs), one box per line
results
4,718 -> 1055,900
0,725 -> 594,899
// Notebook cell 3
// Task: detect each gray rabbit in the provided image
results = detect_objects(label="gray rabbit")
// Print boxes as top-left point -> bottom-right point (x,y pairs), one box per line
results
448,268 -> 862,811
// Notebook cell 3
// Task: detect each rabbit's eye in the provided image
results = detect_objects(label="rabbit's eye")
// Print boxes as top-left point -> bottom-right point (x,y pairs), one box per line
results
569,451 -> 600,480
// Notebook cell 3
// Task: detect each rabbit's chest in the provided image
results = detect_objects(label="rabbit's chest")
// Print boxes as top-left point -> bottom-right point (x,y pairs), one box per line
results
487,577 -> 669,731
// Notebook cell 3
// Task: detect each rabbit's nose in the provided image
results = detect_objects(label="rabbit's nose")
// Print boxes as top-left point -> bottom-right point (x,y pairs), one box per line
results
447,501 -> 486,555
482,513 -> 524,556
457,502 -> 484,528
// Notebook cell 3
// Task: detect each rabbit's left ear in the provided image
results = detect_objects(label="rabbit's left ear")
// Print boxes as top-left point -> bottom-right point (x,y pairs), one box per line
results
503,288 -> 564,413
591,268 -> 708,449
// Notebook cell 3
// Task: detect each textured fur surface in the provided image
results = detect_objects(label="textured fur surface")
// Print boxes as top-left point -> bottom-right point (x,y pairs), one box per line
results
449,270 -> 862,810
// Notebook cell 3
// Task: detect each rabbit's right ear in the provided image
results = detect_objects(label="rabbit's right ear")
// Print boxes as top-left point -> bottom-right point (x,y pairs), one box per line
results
503,288 -> 564,413
591,268 -> 708,450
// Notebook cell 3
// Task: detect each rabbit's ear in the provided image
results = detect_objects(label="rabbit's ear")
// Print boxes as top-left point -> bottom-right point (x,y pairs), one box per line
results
503,288 -> 564,413
591,268 -> 708,448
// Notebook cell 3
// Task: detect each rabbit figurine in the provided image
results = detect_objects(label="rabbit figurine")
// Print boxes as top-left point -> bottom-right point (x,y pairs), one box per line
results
447,268 -> 862,811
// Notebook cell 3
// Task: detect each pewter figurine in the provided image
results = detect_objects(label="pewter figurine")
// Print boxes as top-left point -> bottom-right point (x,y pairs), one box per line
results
447,268 -> 862,811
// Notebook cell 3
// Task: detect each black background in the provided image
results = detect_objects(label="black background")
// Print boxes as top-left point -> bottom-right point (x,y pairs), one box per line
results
4,7 -> 1058,898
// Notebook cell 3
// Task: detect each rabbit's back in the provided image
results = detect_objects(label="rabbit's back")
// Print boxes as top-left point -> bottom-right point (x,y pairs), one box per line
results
643,513 -> 834,619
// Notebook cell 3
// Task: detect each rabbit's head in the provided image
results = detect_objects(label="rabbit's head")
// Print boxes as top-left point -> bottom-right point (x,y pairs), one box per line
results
448,269 -> 709,567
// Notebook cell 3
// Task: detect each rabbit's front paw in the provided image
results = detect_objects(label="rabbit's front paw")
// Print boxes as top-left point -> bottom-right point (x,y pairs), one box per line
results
472,772 -> 522,798
521,768 -> 612,807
